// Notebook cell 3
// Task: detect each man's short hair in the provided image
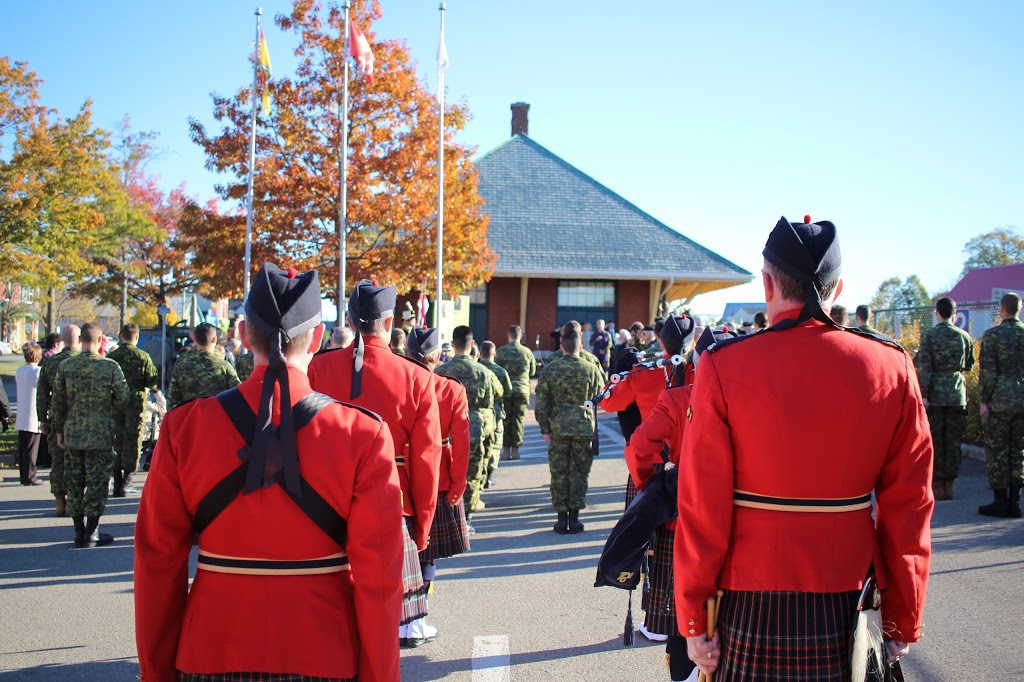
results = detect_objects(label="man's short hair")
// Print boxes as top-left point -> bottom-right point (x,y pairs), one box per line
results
81,323 -> 103,344
764,261 -> 839,303
246,321 -> 315,359
480,340 -> 496,360
331,326 -> 353,347
561,333 -> 582,354
753,312 -> 767,329
855,305 -> 871,323
452,325 -> 473,351
561,321 -> 581,337
44,332 -> 61,350
935,297 -> 956,320
355,318 -> 388,337
194,322 -> 218,346
830,304 -> 849,326
120,323 -> 140,341
391,328 -> 406,347
1001,292 -> 1022,316
62,325 -> 80,346
23,344 -> 42,364
508,325 -> 522,340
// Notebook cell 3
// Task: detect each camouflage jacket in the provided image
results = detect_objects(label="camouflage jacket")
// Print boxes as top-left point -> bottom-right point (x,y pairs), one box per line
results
536,355 -> 604,438
107,342 -> 159,404
168,348 -> 240,406
916,320 -> 975,406
36,347 -> 80,426
235,353 -> 255,382
479,359 -> 513,420
50,350 -> 129,450
980,318 -> 1024,413
435,354 -> 500,434
495,341 -> 537,396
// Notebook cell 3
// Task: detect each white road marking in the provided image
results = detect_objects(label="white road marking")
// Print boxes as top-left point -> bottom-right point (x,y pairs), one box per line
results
472,634 -> 511,682
597,420 -> 625,446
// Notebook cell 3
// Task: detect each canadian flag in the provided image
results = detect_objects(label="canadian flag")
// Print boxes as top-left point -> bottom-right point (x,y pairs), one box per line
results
349,19 -> 375,86
417,293 -> 429,326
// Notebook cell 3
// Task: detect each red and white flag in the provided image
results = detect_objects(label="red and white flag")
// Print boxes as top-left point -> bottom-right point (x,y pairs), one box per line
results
349,19 -> 375,86
416,293 -> 429,326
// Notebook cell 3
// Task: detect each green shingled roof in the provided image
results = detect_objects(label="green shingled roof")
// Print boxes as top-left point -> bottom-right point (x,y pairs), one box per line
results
475,134 -> 752,282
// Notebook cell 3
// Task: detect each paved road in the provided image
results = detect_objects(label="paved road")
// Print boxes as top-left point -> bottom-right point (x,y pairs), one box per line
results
0,413 -> 1022,680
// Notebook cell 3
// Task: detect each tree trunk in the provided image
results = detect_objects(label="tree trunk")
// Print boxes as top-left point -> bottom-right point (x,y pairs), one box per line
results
47,287 -> 56,333
120,272 -> 128,330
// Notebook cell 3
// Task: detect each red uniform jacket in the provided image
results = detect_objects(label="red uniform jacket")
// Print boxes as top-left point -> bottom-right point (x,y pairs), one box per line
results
674,313 -> 933,642
601,364 -> 675,420
434,373 -> 470,504
625,385 -> 691,489
309,335 -> 441,549
134,367 -> 404,682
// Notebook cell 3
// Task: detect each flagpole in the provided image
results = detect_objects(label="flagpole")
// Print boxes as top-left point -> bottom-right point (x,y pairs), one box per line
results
337,1 -> 351,327
434,2 -> 446,331
243,7 -> 262,304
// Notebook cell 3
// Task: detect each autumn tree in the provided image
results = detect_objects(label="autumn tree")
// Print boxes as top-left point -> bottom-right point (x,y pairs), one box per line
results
871,275 -> 932,310
961,226 -> 1024,276
188,0 -> 494,305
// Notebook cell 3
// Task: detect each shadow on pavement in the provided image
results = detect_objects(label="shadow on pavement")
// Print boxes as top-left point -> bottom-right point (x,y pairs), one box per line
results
0,657 -> 139,680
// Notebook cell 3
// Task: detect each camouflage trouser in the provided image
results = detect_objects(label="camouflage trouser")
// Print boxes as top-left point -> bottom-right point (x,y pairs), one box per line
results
118,402 -> 146,474
548,435 -> 595,512
502,391 -> 530,447
487,416 -> 504,478
927,405 -> 967,480
983,412 -> 1024,489
65,448 -> 116,518
47,430 -> 68,497
463,434 -> 492,514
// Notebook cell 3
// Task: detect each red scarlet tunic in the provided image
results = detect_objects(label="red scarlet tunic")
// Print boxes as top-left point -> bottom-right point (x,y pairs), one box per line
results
624,385 -> 691,490
600,364 -> 675,420
434,373 -> 470,504
134,366 -> 404,682
309,335 -> 441,549
674,313 -> 934,642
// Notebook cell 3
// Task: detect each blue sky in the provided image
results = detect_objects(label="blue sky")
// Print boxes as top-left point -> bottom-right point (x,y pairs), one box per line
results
3,1 -> 1021,318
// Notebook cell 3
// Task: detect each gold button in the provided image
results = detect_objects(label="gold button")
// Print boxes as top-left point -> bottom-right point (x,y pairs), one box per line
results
688,628 -> 696,634
688,620 -> 696,625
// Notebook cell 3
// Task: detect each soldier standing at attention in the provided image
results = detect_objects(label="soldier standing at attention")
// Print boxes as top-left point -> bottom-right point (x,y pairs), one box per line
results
308,279 -> 441,646
167,322 -> 240,406
978,292 -> 1024,518
50,323 -> 129,548
435,326 -> 500,520
855,304 -> 882,335
478,340 -> 512,489
106,323 -> 159,496
135,264 -> 403,682
535,323 -> 604,534
495,325 -> 536,462
917,297 -> 975,501
234,349 -> 254,382
37,324 -> 81,517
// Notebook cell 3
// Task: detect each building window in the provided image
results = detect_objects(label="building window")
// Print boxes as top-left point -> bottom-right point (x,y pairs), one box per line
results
466,284 -> 487,305
557,281 -> 615,308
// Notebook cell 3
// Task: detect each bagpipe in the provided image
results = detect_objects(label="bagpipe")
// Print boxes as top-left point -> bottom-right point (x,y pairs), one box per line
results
584,353 -> 683,409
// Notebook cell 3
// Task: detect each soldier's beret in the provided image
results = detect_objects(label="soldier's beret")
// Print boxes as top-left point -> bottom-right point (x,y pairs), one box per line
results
658,315 -> 696,353
347,279 -> 397,324
695,326 -> 738,357
407,326 -> 440,359
244,263 -> 322,342
762,215 -> 841,292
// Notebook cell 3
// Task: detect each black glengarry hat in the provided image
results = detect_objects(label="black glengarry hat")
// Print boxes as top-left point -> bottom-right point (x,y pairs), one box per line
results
695,326 -> 738,358
347,279 -> 397,400
407,326 -> 440,360
762,215 -> 841,323
658,315 -> 696,354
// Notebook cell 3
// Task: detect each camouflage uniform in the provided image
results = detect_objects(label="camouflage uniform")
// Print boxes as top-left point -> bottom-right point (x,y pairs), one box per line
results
167,348 -> 240,406
979,318 -> 1024,490
495,341 -> 537,448
36,347 -> 80,498
50,351 -> 129,518
106,342 -> 158,475
479,359 -> 513,479
235,352 -> 255,382
535,354 -> 604,512
917,320 -> 975,481
435,354 -> 500,512
580,348 -> 606,380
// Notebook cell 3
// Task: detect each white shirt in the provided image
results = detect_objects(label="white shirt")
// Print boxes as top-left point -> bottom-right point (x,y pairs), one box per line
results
15,364 -> 40,433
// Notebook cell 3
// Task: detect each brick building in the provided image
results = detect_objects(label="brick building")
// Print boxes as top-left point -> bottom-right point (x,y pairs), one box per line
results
468,103 -> 751,348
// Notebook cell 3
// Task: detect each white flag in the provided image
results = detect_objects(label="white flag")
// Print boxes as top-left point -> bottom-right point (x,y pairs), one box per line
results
437,28 -> 450,73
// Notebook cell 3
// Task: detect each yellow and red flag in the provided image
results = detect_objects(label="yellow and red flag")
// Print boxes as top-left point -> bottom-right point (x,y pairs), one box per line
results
258,28 -> 273,114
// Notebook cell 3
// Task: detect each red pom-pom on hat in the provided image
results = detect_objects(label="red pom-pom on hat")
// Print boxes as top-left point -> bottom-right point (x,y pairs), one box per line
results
287,267 -> 298,278
804,214 -> 812,224
372,279 -> 379,286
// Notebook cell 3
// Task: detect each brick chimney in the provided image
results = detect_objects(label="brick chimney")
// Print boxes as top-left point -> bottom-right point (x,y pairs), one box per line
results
511,102 -> 530,137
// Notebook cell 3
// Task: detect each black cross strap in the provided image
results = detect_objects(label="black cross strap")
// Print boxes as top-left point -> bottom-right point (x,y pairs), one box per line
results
192,387 -> 348,549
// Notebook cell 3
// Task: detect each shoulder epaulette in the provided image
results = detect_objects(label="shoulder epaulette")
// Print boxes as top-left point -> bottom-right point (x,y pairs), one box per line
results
167,396 -> 202,412
436,373 -> 464,388
842,327 -> 906,353
705,332 -> 759,355
393,352 -> 431,372
315,345 -> 346,356
334,399 -> 383,423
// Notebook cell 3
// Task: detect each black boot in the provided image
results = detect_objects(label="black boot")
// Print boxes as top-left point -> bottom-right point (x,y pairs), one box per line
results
72,516 -> 87,548
122,472 -> 135,494
567,510 -> 584,534
112,468 -> 125,498
978,488 -> 1009,518
83,517 -> 114,548
1009,486 -> 1022,519
553,511 -> 569,534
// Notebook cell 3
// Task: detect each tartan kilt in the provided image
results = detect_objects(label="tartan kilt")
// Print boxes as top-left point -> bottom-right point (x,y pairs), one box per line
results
420,493 -> 471,563
716,589 -> 893,682
643,524 -> 679,637
401,518 -> 428,625
624,474 -> 639,510
180,674 -> 355,681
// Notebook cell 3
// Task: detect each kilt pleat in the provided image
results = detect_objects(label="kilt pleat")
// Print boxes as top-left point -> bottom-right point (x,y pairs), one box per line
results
716,589 -> 883,682
643,524 -> 679,636
419,493 -> 471,563
401,518 -> 428,625
179,674 -> 355,681
623,474 -> 639,510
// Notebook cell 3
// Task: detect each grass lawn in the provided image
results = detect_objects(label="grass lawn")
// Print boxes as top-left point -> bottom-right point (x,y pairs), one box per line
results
0,359 -> 24,378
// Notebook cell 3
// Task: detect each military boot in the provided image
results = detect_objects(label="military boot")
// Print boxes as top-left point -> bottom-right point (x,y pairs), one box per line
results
122,472 -> 136,494
553,511 -> 569,534
499,446 -> 511,461
978,489 -> 1009,518
112,468 -> 125,498
944,479 -> 955,501
54,495 -> 68,517
567,510 -> 584,534
1009,486 -> 1022,519
510,446 -> 520,461
82,517 -> 115,548
72,516 -> 87,548
931,480 -> 946,501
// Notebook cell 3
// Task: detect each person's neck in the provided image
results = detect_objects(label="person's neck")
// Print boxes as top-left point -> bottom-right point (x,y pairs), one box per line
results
453,350 -> 471,357
766,299 -> 803,325
1002,313 -> 1018,322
